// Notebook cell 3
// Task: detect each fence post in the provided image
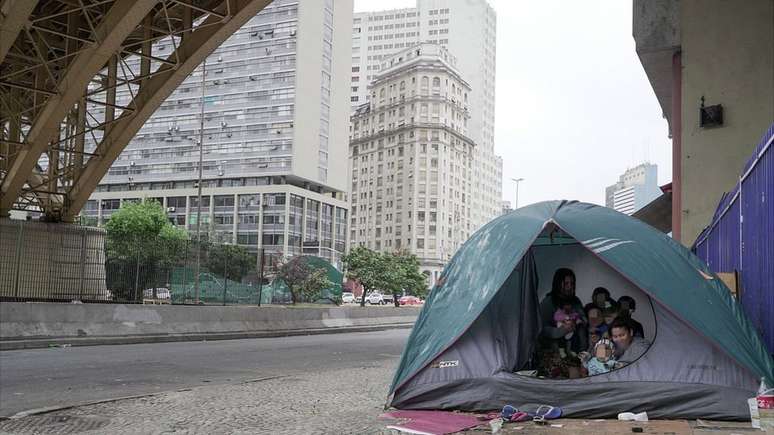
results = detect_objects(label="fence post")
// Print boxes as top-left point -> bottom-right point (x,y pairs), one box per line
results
182,239 -> 188,302
13,221 -> 24,298
133,241 -> 141,302
257,248 -> 264,306
222,251 -> 228,306
79,227 -> 87,300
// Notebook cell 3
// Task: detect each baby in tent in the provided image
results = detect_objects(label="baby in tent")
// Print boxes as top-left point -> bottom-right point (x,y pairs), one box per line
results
553,298 -> 584,343
581,338 -> 617,375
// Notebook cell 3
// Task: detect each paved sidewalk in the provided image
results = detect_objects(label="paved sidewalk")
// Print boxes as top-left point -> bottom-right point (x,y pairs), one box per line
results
0,357 -> 759,434
0,361 -> 397,434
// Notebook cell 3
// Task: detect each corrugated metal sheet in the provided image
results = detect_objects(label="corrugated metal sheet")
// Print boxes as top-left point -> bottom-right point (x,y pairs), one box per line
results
693,123 -> 774,353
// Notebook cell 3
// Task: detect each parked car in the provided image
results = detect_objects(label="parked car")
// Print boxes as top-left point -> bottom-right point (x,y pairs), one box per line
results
399,295 -> 423,306
341,292 -> 355,304
143,287 -> 171,300
381,293 -> 395,305
366,292 -> 384,305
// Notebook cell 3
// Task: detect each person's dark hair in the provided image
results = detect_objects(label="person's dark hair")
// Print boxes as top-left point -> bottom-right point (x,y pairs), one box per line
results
557,294 -> 576,309
618,295 -> 636,311
584,304 -> 602,318
592,287 -> 610,299
550,268 -> 576,305
610,317 -> 634,334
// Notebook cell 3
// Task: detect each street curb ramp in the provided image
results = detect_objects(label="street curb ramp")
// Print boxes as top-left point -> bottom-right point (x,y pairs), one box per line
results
0,303 -> 420,350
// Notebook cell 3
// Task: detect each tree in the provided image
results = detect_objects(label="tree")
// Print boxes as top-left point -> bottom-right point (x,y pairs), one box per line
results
276,256 -> 333,304
104,199 -> 188,301
392,250 -> 428,303
342,246 -> 385,307
206,244 -> 254,282
343,248 -> 429,307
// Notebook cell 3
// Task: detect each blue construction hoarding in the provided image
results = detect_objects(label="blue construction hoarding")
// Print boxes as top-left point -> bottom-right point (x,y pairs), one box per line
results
693,123 -> 774,354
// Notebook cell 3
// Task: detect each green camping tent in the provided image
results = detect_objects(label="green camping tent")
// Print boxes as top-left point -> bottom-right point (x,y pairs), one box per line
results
305,256 -> 344,302
389,201 -> 773,419
268,256 -> 343,304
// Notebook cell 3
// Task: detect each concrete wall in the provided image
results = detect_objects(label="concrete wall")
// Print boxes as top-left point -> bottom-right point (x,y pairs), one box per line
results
679,0 -> 774,243
632,0 -> 680,128
0,302 -> 419,341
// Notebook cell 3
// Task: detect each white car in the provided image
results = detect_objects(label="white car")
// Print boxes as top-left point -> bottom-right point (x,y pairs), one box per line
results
341,292 -> 355,304
366,292 -> 384,305
143,288 -> 171,300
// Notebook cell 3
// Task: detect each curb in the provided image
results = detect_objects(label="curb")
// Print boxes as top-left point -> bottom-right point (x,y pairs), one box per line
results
0,322 -> 415,351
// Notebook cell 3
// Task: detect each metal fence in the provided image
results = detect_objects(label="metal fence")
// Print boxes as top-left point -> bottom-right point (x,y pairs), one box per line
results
692,122 -> 774,353
1,218 -> 293,305
0,219 -> 108,301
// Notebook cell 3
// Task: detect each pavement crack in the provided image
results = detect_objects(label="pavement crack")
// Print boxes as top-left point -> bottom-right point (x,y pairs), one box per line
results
240,375 -> 289,384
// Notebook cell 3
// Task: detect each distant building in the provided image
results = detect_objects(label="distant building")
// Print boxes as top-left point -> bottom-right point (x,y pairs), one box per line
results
501,201 -> 512,215
605,163 -> 661,215
352,0 -> 502,231
349,44 -> 475,285
85,0 -> 354,268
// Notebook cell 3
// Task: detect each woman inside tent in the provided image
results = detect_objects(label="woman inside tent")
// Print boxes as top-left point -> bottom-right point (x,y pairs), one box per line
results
536,268 -> 588,377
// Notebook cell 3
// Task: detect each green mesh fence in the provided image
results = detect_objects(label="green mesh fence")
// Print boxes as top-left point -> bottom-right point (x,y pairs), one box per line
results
166,256 -> 342,305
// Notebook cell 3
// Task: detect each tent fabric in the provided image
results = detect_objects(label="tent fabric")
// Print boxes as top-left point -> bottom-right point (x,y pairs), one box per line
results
393,294 -> 758,418
388,200 -> 774,419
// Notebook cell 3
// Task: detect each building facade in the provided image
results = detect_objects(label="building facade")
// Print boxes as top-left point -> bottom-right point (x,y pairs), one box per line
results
351,0 -> 501,233
83,0 -> 353,267
605,163 -> 661,215
349,44 -> 475,283
633,0 -> 774,244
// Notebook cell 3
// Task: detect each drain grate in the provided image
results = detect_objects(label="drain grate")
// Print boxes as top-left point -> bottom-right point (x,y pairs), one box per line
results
0,415 -> 110,434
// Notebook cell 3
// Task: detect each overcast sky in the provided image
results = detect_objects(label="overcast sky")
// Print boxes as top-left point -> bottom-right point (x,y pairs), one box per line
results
353,0 -> 672,208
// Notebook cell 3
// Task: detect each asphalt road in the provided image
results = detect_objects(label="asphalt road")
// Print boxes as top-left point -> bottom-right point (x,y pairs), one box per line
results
0,329 -> 411,418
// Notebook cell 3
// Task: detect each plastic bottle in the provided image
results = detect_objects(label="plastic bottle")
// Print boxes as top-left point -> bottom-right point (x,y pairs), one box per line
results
758,377 -> 774,430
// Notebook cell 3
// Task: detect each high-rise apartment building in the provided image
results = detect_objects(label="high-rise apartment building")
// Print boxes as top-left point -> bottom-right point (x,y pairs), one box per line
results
352,0 -> 501,232
605,163 -> 661,215
349,44 -> 475,283
83,0 -> 353,267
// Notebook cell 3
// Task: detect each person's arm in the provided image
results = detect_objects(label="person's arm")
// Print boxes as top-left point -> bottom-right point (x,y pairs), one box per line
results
617,339 -> 650,365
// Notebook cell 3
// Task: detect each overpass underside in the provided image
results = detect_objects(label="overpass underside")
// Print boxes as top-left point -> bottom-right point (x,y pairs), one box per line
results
0,0 -> 271,222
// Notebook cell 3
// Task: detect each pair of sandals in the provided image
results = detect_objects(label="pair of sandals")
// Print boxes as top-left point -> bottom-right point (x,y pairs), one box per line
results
500,404 -> 562,423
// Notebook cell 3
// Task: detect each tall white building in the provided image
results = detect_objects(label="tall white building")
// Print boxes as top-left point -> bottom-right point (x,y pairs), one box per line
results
84,0 -> 354,267
351,0 -> 501,232
349,44 -> 475,284
605,163 -> 661,215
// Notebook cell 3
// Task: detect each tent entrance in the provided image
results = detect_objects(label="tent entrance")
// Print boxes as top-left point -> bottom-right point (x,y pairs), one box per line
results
501,224 -> 658,378
529,235 -> 657,378
397,226 -> 658,390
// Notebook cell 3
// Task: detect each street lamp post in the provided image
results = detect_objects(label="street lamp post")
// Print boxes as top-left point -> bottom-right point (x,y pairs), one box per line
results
511,177 -> 524,209
194,59 -> 206,304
